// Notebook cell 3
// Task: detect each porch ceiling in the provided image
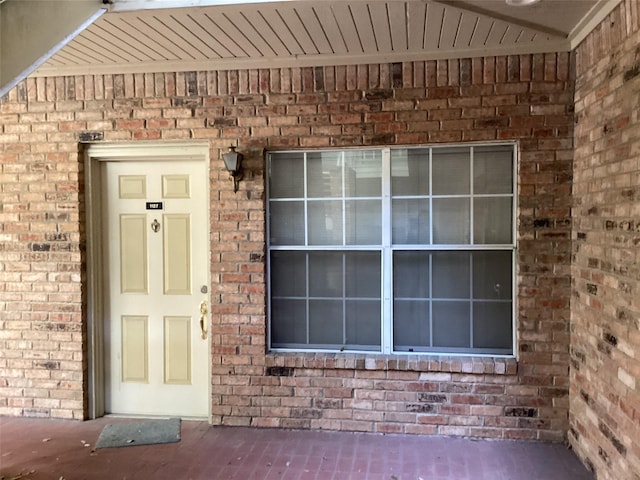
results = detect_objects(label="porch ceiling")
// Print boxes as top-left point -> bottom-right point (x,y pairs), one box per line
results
34,0 -> 620,78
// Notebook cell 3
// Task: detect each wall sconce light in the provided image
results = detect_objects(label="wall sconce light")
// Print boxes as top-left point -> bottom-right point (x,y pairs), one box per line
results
222,145 -> 243,193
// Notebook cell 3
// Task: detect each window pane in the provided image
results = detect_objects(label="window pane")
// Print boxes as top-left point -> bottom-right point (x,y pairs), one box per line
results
345,150 -> 382,197
346,200 -> 381,244
433,198 -> 470,244
309,300 -> 343,346
309,252 -> 343,297
432,252 -> 470,298
269,152 -> 305,198
346,252 -> 381,298
391,149 -> 429,196
271,251 -> 306,297
308,200 -> 342,245
346,300 -> 381,349
474,197 -> 513,244
393,300 -> 430,350
270,201 -> 304,245
271,299 -> 307,345
473,302 -> 512,349
432,148 -> 470,195
474,146 -> 513,194
393,251 -> 429,298
307,152 -> 342,197
392,199 -> 430,244
268,146 -> 515,355
432,301 -> 470,348
473,251 -> 512,299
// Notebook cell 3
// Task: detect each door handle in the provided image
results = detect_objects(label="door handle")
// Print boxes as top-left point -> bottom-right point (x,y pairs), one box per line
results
199,300 -> 208,340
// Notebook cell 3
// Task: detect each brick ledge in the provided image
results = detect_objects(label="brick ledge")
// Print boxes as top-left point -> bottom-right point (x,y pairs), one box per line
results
265,352 -> 517,375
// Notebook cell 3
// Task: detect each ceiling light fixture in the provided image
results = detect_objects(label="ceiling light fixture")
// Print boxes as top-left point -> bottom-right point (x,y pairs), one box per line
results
505,0 -> 541,6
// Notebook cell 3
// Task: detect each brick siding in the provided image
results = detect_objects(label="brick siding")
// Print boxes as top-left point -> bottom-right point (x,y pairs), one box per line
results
0,53 -> 574,440
571,1 -> 640,479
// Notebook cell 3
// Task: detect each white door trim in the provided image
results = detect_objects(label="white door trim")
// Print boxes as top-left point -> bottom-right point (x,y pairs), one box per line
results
84,141 -> 211,420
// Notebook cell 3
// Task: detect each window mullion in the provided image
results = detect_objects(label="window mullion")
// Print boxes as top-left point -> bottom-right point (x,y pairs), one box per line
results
469,252 -> 474,349
341,151 -> 346,247
305,252 -> 310,345
382,148 -> 392,354
342,253 -> 347,347
429,148 -> 433,245
470,146 -> 474,245
304,152 -> 309,246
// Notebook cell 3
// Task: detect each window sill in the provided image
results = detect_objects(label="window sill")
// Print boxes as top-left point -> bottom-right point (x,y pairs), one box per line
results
265,352 -> 517,376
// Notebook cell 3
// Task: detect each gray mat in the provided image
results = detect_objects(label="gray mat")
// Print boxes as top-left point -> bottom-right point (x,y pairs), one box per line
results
95,418 -> 181,449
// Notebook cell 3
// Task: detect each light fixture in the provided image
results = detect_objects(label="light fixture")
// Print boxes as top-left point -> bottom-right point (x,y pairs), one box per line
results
222,145 -> 243,193
505,0 -> 541,5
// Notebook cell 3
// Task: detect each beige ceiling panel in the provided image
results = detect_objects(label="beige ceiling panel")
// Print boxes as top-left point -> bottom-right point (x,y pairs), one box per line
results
99,16 -> 168,61
294,5 -> 334,55
239,8 -> 294,56
330,3 -> 363,54
485,21 -> 510,47
159,12 -> 223,59
454,13 -> 478,48
220,8 -> 274,56
140,14 -> 206,59
501,25 -> 525,45
312,4 -> 349,55
30,0 -> 610,78
387,2 -> 408,51
256,7 -> 306,55
367,2 -> 393,52
274,6 -> 320,54
439,8 -> 462,49
196,10 -> 251,57
117,15 -> 184,59
173,11 -> 229,58
349,3 -> 378,53
424,3 -> 446,49
63,37 -> 121,64
407,1 -> 427,51
80,26 -> 146,63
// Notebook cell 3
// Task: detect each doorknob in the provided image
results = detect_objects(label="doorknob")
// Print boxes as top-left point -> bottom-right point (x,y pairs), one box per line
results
199,300 -> 208,340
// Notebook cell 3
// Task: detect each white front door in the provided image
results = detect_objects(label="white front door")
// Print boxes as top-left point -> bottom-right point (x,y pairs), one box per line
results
102,159 -> 209,418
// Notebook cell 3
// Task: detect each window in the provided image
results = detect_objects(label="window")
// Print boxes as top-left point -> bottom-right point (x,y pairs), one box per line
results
267,144 -> 515,356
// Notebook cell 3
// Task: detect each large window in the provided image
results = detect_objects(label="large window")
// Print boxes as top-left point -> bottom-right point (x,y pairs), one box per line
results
267,144 -> 515,356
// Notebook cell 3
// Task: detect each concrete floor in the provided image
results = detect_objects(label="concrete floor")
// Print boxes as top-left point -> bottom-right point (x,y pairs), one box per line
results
0,416 -> 594,480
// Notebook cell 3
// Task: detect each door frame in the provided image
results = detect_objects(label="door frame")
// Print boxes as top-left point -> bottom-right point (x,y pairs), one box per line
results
84,141 -> 211,420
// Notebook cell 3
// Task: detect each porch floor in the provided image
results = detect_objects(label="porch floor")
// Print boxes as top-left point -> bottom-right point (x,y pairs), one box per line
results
0,416 -> 593,480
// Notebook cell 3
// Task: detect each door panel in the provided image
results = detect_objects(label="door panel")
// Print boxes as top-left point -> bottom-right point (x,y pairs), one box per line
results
102,159 -> 209,418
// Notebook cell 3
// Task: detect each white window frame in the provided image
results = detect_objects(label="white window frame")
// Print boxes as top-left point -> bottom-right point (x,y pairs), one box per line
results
267,143 -> 517,357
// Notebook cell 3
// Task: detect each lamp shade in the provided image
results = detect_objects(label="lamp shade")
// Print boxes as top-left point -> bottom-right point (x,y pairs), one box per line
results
222,146 -> 242,173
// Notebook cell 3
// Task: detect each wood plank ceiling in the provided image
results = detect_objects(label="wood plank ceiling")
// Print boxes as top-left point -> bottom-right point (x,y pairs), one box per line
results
34,0 -> 613,77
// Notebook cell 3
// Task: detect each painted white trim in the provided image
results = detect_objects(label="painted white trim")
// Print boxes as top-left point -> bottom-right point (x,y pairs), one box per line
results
110,0 -> 301,12
84,141 -> 212,421
569,0 -> 623,50
85,141 -> 211,161
32,41 -> 570,78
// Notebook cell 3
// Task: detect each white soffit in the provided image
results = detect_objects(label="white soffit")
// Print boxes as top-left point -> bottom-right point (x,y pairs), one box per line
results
33,0 -> 621,77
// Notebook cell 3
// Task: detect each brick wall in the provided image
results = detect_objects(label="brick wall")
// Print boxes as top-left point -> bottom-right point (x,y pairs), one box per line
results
0,53 -> 574,440
571,1 -> 640,478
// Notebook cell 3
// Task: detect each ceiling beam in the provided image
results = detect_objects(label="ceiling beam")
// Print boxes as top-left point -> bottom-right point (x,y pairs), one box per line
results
0,0 -> 105,98
434,0 -> 568,39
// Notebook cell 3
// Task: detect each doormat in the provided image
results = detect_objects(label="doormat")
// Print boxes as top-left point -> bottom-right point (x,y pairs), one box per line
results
95,418 -> 181,449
